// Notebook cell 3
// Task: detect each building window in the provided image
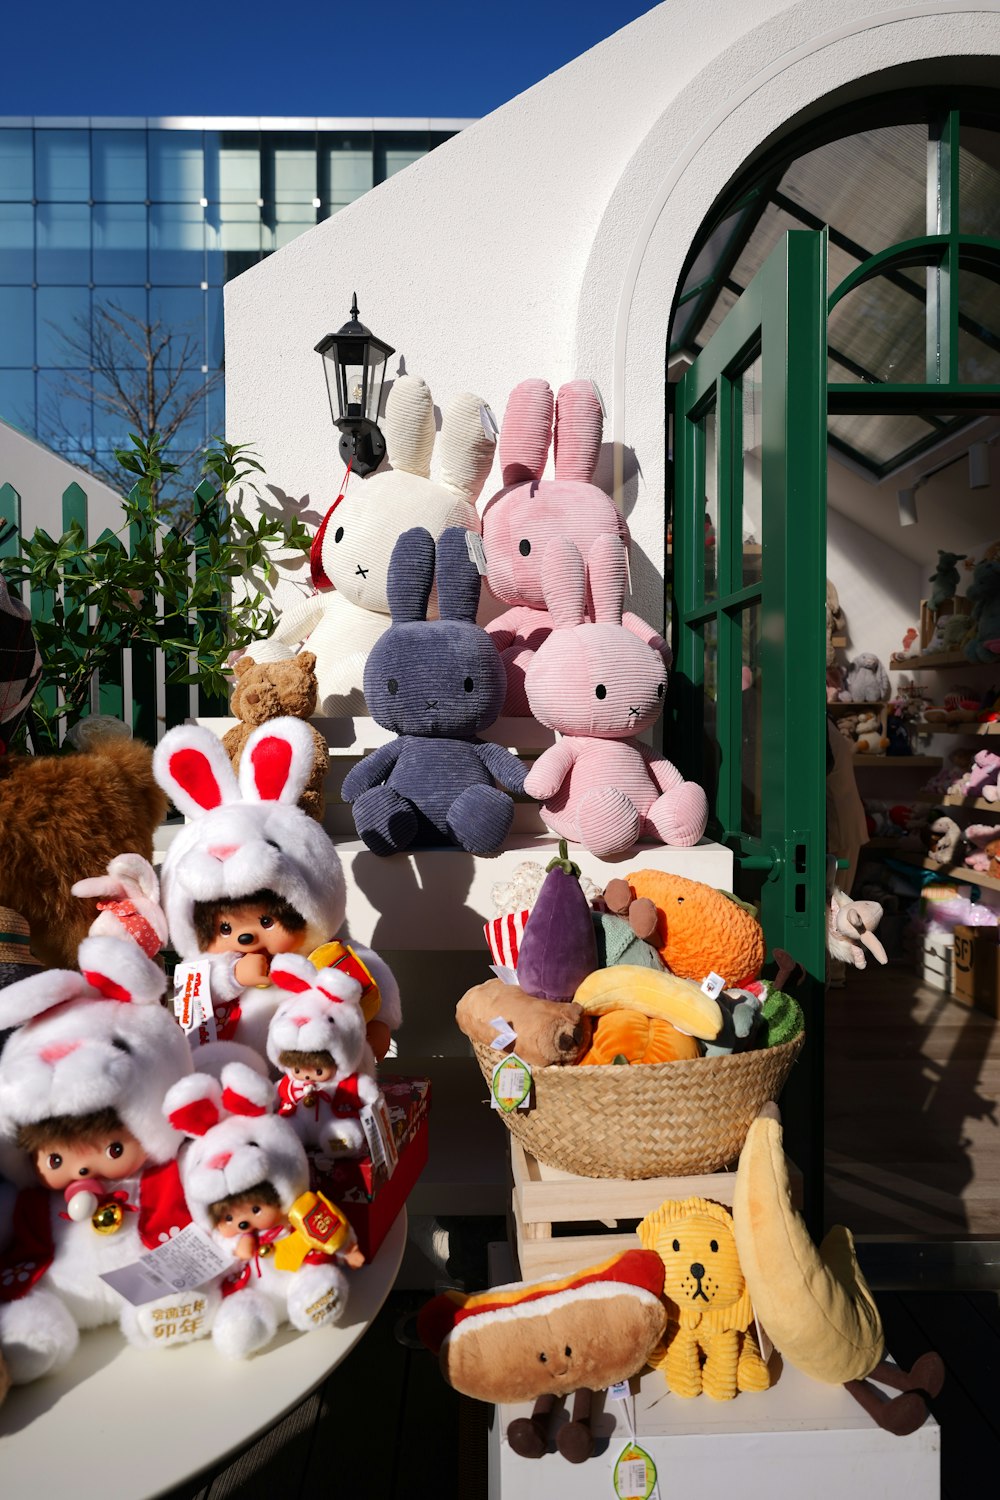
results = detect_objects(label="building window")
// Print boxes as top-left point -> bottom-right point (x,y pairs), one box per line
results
36,202 -> 90,284
93,288 -> 149,366
149,202 -> 205,284
35,129 -> 90,201
36,286 -> 91,367
0,130 -> 33,200
375,132 -> 428,183
149,131 -> 204,202
0,287 -> 34,366
0,370 -> 35,432
93,202 -> 148,284
323,134 -> 373,212
92,130 -> 148,202
205,133 -> 261,203
150,285 -> 206,366
0,202 -> 34,281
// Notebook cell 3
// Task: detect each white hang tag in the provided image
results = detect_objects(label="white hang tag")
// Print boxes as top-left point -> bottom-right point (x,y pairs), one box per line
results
490,1053 -> 532,1113
591,380 -> 607,419
489,962 -> 520,988
754,1311 -> 774,1365
612,1442 -> 657,1499
489,1016 -> 517,1051
359,1093 -> 399,1177
480,402 -> 500,441
607,1379 -> 631,1403
701,970 -> 726,999
465,530 -> 489,576
99,1222 -> 231,1306
173,961 -> 212,1034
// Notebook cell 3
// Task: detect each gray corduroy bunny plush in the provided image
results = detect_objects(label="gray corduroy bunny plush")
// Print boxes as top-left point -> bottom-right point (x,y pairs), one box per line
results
341,527 -> 527,855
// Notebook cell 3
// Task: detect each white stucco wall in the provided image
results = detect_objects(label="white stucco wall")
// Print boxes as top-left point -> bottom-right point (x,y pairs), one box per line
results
225,0 -> 1000,628
0,419 -> 123,543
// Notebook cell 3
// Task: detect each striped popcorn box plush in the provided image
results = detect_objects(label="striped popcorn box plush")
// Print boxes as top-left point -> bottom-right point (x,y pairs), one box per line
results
484,910 -> 530,970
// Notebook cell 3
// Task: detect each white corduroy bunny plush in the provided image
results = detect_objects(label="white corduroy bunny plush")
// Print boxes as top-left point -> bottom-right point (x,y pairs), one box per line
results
164,1061 -> 355,1360
265,953 -> 380,1158
0,937 -> 201,1385
153,716 -> 400,1061
523,534 -> 709,858
252,374 -> 496,716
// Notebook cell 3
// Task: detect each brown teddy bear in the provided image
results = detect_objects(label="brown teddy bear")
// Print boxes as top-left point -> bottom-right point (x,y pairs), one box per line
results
223,653 -> 329,821
0,737 -> 166,969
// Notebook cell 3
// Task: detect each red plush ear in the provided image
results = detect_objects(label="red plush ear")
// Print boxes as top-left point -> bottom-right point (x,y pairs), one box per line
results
220,1062 -> 272,1117
168,747 -> 225,811
81,969 -> 132,1003
221,1085 -> 267,1118
249,735 -> 293,802
270,967 -> 312,994
169,1096 -> 220,1137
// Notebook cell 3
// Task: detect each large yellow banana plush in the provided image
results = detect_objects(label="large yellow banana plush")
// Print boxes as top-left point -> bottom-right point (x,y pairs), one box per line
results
732,1104 -> 883,1384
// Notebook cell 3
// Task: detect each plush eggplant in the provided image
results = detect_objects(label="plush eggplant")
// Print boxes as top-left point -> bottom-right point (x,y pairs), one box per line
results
516,841 -> 598,1001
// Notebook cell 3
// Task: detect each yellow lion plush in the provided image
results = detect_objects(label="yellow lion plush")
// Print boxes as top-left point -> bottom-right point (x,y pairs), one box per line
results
637,1196 -> 771,1401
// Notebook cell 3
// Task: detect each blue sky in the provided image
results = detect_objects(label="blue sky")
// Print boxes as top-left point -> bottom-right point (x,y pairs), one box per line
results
5,1 -> 660,119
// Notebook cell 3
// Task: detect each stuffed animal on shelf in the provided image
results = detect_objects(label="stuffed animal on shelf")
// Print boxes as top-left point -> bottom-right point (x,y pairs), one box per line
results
418,1249 -> 668,1463
963,556 -> 1000,663
266,953 -> 379,1157
924,686 -> 981,724
924,816 -> 964,869
963,823 -> 998,873
623,870 -> 766,987
0,938 -> 201,1385
341,526 -> 527,856
0,735 -> 167,970
885,714 -> 912,757
250,376 -> 494,716
153,718 -> 400,1060
733,1105 -> 943,1434
826,580 -> 846,666
962,748 -> 1000,801
223,653 -> 329,821
573,965 -> 723,1043
898,626 -> 919,659
523,534 -> 708,857
826,663 -> 850,702
164,1062 -> 356,1361
638,1196 -> 770,1401
514,842 -> 598,1002
481,379 -> 630,715
844,654 -> 890,703
70,852 -> 168,957
929,549 -> 965,612
854,712 -> 888,755
827,889 -> 888,969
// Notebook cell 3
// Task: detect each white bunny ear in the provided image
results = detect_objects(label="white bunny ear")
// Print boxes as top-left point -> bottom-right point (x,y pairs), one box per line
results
541,537 -> 587,629
107,853 -> 160,904
269,953 -> 320,993
77,935 -> 166,1007
154,725 -> 241,818
238,718 -> 316,806
588,533 -> 626,624
220,1062 -> 272,1118
0,968 -> 91,1030
313,967 -> 363,1007
164,1073 -> 223,1137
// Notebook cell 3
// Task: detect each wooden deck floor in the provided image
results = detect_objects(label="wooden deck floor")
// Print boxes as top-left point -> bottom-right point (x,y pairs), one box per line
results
825,962 -> 1000,1237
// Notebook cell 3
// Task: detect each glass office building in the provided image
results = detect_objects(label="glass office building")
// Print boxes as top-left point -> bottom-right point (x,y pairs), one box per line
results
0,118 -> 468,473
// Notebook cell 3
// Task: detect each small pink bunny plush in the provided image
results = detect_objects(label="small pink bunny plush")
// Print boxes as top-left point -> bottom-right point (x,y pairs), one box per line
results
523,534 -> 709,858
71,852 -> 168,959
482,379 -> 629,714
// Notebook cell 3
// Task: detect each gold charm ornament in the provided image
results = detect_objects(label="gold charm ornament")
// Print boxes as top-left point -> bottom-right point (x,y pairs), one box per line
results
92,1200 -> 125,1235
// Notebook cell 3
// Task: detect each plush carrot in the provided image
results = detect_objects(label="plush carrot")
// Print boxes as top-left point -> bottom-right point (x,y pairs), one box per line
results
625,870 -> 765,987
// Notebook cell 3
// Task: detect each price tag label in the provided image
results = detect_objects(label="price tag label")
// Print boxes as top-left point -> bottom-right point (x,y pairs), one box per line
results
607,1380 -> 630,1401
480,402 -> 500,440
489,1016 -> 517,1051
465,530 -> 489,575
99,1223 -> 230,1306
359,1093 -> 399,1178
491,1053 -> 532,1113
613,1443 -> 656,1499
173,961 -> 213,1034
591,380 -> 607,419
701,970 -> 726,999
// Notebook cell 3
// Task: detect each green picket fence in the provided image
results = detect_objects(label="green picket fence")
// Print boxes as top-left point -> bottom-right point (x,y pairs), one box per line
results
0,475 -> 228,745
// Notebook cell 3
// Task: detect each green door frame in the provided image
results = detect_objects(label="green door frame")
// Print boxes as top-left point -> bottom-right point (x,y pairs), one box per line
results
672,230 -> 828,1227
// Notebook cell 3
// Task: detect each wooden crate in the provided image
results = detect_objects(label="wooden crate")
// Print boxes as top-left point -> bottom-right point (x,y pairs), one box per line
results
509,1137 -> 802,1279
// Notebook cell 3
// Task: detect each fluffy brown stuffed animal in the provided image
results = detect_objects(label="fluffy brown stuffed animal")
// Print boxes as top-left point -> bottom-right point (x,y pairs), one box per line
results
0,738 -> 166,969
223,653 -> 328,821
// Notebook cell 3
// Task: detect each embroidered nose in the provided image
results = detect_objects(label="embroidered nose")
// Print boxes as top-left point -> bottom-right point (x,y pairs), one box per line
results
208,1151 -> 232,1170
355,564 -> 369,578
208,845 -> 239,862
237,933 -> 255,946
690,1262 -> 705,1279
426,699 -> 438,709
40,1041 -> 79,1064
292,1016 -> 311,1028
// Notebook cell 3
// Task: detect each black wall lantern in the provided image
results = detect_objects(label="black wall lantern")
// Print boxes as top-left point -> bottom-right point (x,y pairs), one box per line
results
315,294 -> 395,478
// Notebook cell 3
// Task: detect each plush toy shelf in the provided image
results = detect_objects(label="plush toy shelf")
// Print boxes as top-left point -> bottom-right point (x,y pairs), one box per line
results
853,755 -> 941,767
940,793 -> 1000,811
913,721 -> 1000,736
888,854 -> 1000,895
889,651 -> 978,670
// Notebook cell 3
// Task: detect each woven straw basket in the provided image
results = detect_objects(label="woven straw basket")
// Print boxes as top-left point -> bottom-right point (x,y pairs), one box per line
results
472,1033 -> 804,1179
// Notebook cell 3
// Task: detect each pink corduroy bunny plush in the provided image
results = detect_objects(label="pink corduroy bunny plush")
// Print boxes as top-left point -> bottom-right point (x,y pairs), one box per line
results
523,534 -> 709,858
482,379 -> 629,715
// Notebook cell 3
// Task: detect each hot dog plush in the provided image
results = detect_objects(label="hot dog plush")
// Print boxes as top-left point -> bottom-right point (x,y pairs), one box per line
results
418,1249 -> 667,1463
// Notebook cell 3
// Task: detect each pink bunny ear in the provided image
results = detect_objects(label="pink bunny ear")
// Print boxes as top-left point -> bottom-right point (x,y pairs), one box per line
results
220,1061 -> 271,1117
154,725 -> 240,818
269,953 -> 320,993
499,379 -> 553,485
77,936 -> 166,1007
623,611 -> 672,665
588,533 -> 626,624
165,1073 -> 223,1137
238,718 -> 315,806
553,381 -> 603,484
541,536 -> 587,629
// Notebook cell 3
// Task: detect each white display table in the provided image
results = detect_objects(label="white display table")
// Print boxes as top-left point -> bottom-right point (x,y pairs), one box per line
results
488,1357 -> 940,1500
0,1208 -> 406,1500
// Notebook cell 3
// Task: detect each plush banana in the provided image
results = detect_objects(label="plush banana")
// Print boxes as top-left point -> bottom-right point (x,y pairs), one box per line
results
573,965 -> 722,1042
732,1103 -> 883,1384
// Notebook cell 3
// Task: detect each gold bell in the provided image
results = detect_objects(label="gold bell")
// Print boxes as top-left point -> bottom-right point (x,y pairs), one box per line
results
91,1201 -> 125,1235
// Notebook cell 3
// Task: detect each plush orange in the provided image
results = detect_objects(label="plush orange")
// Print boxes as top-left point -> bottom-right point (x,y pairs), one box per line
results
579,1010 -> 700,1066
626,870 -> 765,986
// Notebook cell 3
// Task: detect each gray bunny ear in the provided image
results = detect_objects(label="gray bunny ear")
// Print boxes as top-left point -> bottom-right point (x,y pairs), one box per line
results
436,526 -> 482,622
388,527 -> 436,622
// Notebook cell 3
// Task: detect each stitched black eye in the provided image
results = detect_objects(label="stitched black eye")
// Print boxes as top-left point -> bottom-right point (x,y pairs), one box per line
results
260,915 -> 274,929
595,684 -> 607,700
672,1239 -> 680,1253
657,682 -> 664,697
464,677 -> 474,692
677,897 -> 685,904
246,1141 -> 258,1149
112,1037 -> 131,1054
334,526 -> 344,544
519,539 -> 531,556
387,678 -> 398,695
538,1352 -> 547,1363
252,1205 -> 262,1215
710,1240 -> 719,1253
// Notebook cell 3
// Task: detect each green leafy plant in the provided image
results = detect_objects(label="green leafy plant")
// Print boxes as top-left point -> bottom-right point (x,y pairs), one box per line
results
0,433 -> 312,753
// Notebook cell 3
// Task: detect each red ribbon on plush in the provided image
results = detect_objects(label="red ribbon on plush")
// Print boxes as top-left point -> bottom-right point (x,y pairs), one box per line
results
310,459 -> 353,591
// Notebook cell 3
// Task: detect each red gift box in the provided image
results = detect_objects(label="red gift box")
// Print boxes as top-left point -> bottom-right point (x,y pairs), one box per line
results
309,1075 -> 431,1262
